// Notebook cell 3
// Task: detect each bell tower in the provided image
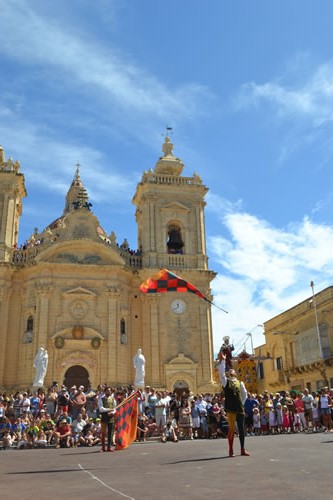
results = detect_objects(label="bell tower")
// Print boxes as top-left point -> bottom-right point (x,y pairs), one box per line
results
0,145 -> 26,262
133,136 -> 209,270
133,137 -> 216,392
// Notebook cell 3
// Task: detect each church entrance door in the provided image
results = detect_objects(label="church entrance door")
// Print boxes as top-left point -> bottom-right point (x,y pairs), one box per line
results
173,380 -> 190,398
64,365 -> 90,391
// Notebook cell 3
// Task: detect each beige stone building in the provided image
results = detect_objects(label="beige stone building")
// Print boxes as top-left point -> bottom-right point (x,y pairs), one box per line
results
254,286 -> 333,394
0,138 -> 218,393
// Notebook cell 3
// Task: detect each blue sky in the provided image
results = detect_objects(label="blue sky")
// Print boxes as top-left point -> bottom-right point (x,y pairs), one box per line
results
2,0 -> 333,353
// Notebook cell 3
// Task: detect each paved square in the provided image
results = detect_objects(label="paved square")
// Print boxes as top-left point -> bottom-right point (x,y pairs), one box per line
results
1,433 -> 332,499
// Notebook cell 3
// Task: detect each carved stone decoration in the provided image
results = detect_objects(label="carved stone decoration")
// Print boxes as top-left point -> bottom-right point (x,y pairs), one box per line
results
72,325 -> 84,339
70,299 -> 88,320
91,337 -> 101,349
55,336 -> 65,349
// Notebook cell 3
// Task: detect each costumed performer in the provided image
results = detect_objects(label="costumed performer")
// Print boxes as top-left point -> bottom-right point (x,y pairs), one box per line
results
218,350 -> 250,457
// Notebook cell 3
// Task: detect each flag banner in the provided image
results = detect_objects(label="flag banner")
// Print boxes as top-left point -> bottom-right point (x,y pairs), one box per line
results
139,269 -> 228,313
115,391 -> 139,450
139,268 -> 206,300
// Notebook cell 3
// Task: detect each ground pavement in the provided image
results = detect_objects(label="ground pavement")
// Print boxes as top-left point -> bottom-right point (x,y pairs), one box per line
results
1,432 -> 332,499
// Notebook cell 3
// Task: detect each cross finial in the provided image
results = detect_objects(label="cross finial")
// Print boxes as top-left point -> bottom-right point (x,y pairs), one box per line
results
75,161 -> 81,178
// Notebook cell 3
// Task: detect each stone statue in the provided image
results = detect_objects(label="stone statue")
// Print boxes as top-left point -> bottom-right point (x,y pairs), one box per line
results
133,348 -> 146,388
33,347 -> 48,387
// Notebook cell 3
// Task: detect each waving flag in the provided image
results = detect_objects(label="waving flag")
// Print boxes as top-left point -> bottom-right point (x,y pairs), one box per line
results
115,391 -> 139,450
139,269 -> 228,312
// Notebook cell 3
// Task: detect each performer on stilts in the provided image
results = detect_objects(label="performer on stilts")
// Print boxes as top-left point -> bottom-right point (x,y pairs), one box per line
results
218,350 -> 250,457
98,386 -> 116,452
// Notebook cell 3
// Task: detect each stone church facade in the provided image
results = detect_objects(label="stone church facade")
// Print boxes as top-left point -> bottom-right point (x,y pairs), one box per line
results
0,138 -> 217,393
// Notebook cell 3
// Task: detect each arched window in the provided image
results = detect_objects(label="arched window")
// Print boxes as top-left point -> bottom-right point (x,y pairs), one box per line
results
167,225 -> 184,254
120,318 -> 127,344
24,315 -> 34,343
27,315 -> 34,331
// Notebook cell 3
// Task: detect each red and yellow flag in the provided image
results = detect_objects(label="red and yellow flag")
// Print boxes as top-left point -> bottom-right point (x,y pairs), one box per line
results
139,268 -> 206,299
115,391 -> 139,450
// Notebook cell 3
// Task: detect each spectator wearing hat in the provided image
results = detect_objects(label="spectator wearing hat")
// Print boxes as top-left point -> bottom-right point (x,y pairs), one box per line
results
57,387 -> 70,416
54,419 -> 71,448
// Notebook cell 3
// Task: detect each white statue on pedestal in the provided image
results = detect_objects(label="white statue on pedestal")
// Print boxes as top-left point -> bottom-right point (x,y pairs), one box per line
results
133,348 -> 146,388
33,347 -> 48,387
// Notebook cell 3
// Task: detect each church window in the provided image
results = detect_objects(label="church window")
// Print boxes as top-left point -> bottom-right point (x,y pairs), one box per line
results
24,315 -> 34,344
167,225 -> 184,254
120,318 -> 127,344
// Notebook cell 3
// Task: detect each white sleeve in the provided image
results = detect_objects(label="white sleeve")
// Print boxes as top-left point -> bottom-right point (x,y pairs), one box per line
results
218,360 -> 227,388
240,382 -> 247,405
98,397 -> 111,414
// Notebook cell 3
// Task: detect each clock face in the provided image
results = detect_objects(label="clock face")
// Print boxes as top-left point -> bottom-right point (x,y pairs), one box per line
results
171,299 -> 186,314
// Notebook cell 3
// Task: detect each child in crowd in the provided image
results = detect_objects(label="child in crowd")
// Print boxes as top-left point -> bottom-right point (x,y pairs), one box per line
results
260,411 -> 268,435
312,402 -> 320,432
253,407 -> 261,436
282,405 -> 290,433
268,407 -> 277,434
293,409 -> 301,432
276,403 -> 283,433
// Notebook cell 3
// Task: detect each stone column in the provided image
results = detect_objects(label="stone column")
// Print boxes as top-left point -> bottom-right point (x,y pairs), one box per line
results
148,295 -> 160,386
0,285 -> 12,384
35,285 -> 52,350
107,287 -> 120,383
199,301 -> 214,384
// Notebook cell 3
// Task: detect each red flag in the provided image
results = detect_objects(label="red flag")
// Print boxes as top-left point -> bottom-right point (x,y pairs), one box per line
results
139,268 -> 207,300
115,391 -> 139,450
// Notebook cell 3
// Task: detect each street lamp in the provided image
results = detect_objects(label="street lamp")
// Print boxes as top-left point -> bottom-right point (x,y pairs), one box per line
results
246,324 -> 264,355
310,281 -> 328,386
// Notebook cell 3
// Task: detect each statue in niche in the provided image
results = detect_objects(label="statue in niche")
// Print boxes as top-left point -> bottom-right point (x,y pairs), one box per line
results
133,348 -> 146,388
33,347 -> 49,387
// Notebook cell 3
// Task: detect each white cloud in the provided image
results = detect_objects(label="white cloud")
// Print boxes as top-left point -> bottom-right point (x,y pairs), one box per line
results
0,116 -> 134,203
0,1 -> 211,121
208,196 -> 333,352
234,62 -> 333,126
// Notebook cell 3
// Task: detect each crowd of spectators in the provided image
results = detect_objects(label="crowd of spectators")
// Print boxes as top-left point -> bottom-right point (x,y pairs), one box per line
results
0,383 -> 332,451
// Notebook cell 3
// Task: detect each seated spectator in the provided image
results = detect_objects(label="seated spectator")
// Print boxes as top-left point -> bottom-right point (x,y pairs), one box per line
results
35,429 -> 47,448
17,430 -> 29,450
54,418 -> 71,448
147,417 -> 158,437
40,414 -> 56,445
71,413 -> 86,447
26,420 -> 39,447
162,421 -> 178,443
137,413 -> 148,442
2,430 -> 13,449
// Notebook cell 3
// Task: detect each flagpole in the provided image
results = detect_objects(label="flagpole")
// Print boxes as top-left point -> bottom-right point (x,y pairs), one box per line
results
210,301 -> 228,314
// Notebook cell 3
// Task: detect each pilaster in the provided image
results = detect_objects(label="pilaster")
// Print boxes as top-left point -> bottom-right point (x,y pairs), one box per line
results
107,287 -> 120,383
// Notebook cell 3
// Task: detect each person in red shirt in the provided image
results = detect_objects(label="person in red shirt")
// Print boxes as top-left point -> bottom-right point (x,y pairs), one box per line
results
54,419 -> 71,448
294,393 -> 307,431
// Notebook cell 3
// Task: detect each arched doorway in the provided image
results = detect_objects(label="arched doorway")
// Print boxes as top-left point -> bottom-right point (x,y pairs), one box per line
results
63,365 -> 90,390
173,380 -> 190,398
